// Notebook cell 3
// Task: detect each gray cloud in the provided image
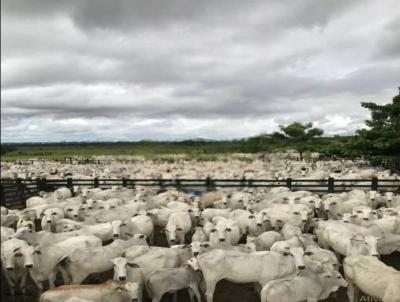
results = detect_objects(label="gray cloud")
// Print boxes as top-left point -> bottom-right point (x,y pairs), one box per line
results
1,0 -> 400,142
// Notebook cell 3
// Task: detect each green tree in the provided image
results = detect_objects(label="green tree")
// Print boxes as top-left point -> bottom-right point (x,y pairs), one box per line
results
278,122 -> 324,159
353,89 -> 400,168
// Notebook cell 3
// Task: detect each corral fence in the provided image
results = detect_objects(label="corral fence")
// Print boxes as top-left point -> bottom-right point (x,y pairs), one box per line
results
1,177 -> 399,208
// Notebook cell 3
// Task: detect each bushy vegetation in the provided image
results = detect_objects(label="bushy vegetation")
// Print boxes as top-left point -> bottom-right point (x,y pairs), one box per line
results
1,90 -> 399,169
0,144 -> 17,155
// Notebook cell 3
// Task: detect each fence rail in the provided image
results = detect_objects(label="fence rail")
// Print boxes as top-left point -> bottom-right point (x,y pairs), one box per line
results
1,177 -> 399,208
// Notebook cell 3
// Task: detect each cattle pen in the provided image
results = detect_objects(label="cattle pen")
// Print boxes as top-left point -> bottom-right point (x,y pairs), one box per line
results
1,177 -> 399,208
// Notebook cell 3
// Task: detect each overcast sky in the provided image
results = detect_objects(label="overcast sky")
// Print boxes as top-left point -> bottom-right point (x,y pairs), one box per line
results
1,0 -> 399,142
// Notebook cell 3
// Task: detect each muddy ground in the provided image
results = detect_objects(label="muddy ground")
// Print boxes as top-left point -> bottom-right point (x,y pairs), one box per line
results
2,226 -> 398,302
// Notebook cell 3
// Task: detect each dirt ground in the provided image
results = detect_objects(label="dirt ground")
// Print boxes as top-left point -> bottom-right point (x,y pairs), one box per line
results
2,226 -> 398,302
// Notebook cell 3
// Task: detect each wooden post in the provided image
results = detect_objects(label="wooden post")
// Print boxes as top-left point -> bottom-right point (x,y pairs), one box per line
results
206,177 -> 214,191
240,176 -> 246,188
36,177 -> 42,192
0,184 -> 5,205
16,178 -> 23,204
41,178 -> 47,192
67,178 -> 74,195
122,178 -> 128,187
158,179 -> 165,190
175,179 -> 182,191
328,177 -> 335,193
94,177 -> 99,188
286,178 -> 292,190
371,177 -> 378,191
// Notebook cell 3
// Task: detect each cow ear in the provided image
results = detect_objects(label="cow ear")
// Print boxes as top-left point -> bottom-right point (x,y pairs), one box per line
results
35,250 -> 42,255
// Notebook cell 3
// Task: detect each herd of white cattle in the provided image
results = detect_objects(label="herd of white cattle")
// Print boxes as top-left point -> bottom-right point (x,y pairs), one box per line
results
1,157 -> 400,302
2,154 -> 399,180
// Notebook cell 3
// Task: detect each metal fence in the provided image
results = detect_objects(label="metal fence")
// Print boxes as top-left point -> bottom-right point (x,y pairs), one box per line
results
1,177 -> 399,208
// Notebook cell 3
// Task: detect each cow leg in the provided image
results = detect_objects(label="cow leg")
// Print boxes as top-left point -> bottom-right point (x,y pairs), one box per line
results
190,283 -> 202,302
346,281 -> 356,302
4,274 -> 16,297
59,265 -> 71,284
137,281 -> 144,302
151,295 -> 161,302
20,273 -> 28,295
205,280 -> 217,302
188,288 -> 195,302
48,271 -> 57,288
172,291 -> 179,302
32,278 -> 44,294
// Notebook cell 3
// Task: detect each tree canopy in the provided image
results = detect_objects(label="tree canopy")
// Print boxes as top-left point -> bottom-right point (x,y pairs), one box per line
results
352,90 -> 400,168
276,122 -> 324,158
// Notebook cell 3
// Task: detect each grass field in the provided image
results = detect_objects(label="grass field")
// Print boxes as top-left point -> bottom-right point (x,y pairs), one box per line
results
0,141 -> 262,161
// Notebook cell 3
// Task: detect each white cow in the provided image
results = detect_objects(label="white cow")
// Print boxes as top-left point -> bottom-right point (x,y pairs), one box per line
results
41,208 -> 65,232
123,213 -> 154,244
229,209 -> 262,236
62,235 -> 147,284
191,227 -> 208,242
145,265 -> 202,302
1,226 -> 15,244
165,211 -> 192,246
344,255 -> 400,302
261,270 -> 347,302
255,231 -> 283,251
1,238 -> 29,296
188,248 -> 305,302
39,280 -> 138,302
113,246 -> 191,302
201,209 -> 231,221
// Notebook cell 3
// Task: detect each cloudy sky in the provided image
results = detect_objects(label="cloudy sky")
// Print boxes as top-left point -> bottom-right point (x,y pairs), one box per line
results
1,0 -> 399,142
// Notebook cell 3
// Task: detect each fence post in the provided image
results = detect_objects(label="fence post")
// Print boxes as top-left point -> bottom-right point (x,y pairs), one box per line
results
41,178 -> 47,192
67,178 -> 74,195
122,178 -> 127,188
240,176 -> 246,188
286,178 -> 292,190
206,176 -> 213,192
16,178 -> 23,204
371,177 -> 378,191
94,177 -> 99,188
36,177 -> 42,192
175,179 -> 182,191
328,177 -> 335,193
0,183 -> 5,204
158,179 -> 165,190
